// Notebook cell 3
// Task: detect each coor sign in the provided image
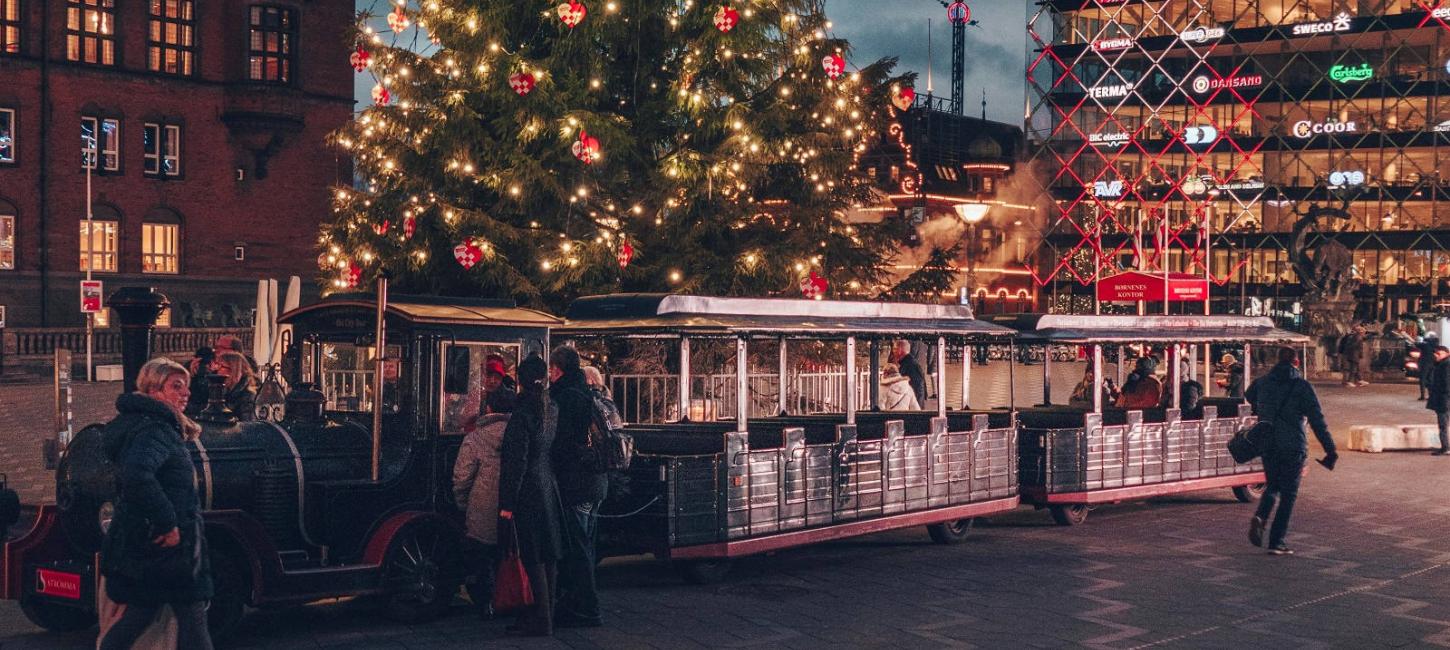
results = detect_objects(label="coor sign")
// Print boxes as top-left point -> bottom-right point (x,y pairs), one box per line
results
1291,119 -> 1357,138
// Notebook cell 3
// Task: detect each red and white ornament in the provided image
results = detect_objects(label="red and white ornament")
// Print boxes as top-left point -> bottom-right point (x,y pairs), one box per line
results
371,84 -> 391,106
821,53 -> 845,79
891,86 -> 916,111
557,1 -> 586,28
713,6 -> 740,32
387,6 -> 410,32
403,215 -> 417,239
453,238 -> 485,269
346,262 -> 363,288
617,238 -> 634,269
508,71 -> 536,96
350,46 -> 371,73
799,271 -> 828,299
373,220 -> 390,236
571,130 -> 600,164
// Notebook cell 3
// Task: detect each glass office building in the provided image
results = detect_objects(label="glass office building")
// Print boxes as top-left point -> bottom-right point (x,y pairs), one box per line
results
1027,0 -> 1450,322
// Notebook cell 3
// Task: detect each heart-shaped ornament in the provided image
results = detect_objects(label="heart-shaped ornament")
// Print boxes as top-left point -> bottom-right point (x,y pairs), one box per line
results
387,7 -> 409,32
892,86 -> 915,111
508,71 -> 536,96
350,46 -> 371,73
714,6 -> 740,32
557,1 -> 586,28
821,54 -> 845,79
453,238 -> 484,269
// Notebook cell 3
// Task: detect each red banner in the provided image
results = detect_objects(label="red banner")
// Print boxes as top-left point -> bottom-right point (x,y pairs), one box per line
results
35,568 -> 81,600
1097,271 -> 1209,303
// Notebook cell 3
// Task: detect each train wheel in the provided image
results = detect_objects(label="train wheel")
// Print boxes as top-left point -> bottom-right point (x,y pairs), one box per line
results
208,551 -> 248,641
1233,483 -> 1266,503
926,518 -> 976,544
1049,504 -> 1089,526
382,522 -> 462,624
19,598 -> 95,632
676,559 -> 732,585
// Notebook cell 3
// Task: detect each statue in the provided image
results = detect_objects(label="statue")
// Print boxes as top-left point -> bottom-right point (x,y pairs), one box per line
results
1288,200 -> 1360,355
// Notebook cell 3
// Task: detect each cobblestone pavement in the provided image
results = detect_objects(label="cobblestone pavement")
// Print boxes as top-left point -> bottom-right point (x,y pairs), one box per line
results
2,379 -> 1445,648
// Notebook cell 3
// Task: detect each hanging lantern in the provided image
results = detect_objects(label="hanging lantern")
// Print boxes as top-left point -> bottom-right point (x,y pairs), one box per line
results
371,84 -> 391,106
799,270 -> 828,299
387,6 -> 410,32
373,219 -> 390,236
508,71 -> 536,96
892,86 -> 916,111
350,46 -> 371,73
713,6 -> 740,32
557,1 -> 587,28
571,130 -> 600,164
821,53 -> 845,79
617,238 -> 634,268
253,365 -> 288,422
454,238 -> 485,268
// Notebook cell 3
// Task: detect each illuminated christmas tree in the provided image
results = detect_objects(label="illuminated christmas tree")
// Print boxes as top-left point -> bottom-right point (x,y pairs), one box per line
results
323,0 -> 934,308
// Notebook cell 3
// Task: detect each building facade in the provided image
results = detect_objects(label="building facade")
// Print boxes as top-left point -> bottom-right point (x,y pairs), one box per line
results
0,0 -> 353,328
1027,0 -> 1450,324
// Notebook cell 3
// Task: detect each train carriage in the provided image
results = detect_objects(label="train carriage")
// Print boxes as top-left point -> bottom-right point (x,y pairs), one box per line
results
556,294 -> 1020,582
2,288 -> 559,635
991,314 -> 1309,526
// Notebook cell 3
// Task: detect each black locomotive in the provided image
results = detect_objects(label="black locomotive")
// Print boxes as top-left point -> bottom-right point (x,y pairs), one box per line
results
2,288 -> 557,637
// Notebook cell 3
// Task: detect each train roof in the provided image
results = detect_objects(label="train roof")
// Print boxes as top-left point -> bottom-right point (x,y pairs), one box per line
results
278,293 -> 561,329
557,293 -> 1015,338
988,313 -> 1311,344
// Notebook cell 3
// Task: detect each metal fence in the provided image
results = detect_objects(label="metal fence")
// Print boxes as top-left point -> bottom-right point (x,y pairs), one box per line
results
611,369 -> 876,423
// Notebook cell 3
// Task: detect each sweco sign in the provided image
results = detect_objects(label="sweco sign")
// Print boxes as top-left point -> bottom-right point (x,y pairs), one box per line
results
1291,119 -> 1357,138
1191,74 -> 1263,94
1179,26 -> 1226,43
1290,12 -> 1353,36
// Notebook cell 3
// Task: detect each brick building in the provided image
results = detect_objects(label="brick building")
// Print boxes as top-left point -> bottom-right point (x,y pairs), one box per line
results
0,0 -> 353,328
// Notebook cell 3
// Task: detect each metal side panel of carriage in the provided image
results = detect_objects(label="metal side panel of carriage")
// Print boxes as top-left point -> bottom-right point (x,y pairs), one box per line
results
941,421 -> 976,505
899,421 -> 932,510
925,420 -> 951,508
880,421 -> 911,515
1085,417 -> 1128,491
1125,416 -> 1166,487
667,455 -> 724,547
1164,408 -> 1211,481
724,431 -> 781,540
833,424 -> 884,523
779,427 -> 808,531
971,420 -> 1018,501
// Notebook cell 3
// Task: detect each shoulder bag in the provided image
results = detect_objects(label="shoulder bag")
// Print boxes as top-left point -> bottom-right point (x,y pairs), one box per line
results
1228,382 -> 1295,464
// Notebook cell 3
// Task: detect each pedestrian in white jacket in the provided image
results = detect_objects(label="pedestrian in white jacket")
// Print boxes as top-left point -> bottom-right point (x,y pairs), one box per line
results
880,363 -> 921,411
452,388 -> 515,618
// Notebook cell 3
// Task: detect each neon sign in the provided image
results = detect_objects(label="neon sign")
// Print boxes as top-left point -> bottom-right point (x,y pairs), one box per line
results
1092,180 -> 1125,198
1088,82 -> 1134,99
1291,119 -> 1357,138
1191,74 -> 1263,94
1328,170 -> 1365,187
1290,13 -> 1353,36
1183,125 -> 1218,146
1435,120 -> 1450,133
1179,26 -> 1226,43
1328,63 -> 1373,83
1089,132 -> 1130,147
1092,37 -> 1134,51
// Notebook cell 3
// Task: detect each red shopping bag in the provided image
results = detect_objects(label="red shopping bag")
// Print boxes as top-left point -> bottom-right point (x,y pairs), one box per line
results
492,520 -> 534,613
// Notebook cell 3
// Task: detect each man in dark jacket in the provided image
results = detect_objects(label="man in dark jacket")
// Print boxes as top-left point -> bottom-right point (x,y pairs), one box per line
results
1244,347 -> 1338,555
1426,345 -> 1450,455
1338,326 -> 1367,387
548,346 -> 607,627
498,355 -> 563,636
1419,335 -> 1440,400
891,340 -> 927,407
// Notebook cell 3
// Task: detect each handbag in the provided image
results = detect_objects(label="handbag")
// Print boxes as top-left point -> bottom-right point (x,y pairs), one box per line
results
491,520 -> 534,613
1228,381 -> 1295,464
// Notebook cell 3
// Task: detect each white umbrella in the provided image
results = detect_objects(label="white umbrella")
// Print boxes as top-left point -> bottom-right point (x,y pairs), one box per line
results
252,279 -> 277,365
271,276 -> 301,366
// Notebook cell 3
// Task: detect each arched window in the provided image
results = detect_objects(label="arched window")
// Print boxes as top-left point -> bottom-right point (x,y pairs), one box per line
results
80,204 -> 120,272
142,207 -> 181,274
0,198 -> 15,270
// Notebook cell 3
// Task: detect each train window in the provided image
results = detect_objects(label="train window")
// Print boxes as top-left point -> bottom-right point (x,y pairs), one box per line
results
301,341 -> 400,413
439,342 -> 521,435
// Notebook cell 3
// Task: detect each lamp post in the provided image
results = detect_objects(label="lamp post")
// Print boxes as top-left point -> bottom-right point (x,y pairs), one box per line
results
954,203 -> 990,304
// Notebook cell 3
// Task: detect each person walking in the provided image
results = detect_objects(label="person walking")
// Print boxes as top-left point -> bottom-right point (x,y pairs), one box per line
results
214,350 -> 258,420
880,363 -> 920,411
497,355 -> 563,636
1418,334 -> 1439,401
890,340 -> 927,406
1339,325 -> 1368,387
1426,345 -> 1450,456
548,346 -> 607,628
453,388 -> 515,619
98,358 -> 214,650
1244,347 -> 1338,555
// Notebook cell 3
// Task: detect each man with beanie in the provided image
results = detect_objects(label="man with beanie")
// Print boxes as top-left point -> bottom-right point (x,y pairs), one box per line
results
1245,347 -> 1338,555
548,345 -> 607,627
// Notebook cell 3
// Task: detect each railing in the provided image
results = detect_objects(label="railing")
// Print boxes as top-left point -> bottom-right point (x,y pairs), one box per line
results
320,369 -> 374,411
2,327 -> 252,359
612,369 -> 877,424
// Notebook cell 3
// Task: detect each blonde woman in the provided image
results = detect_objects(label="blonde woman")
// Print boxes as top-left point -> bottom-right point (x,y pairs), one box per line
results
98,358 -> 213,650
214,350 -> 257,421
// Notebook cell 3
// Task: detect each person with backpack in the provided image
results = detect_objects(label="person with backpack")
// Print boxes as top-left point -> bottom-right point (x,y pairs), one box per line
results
548,346 -> 608,628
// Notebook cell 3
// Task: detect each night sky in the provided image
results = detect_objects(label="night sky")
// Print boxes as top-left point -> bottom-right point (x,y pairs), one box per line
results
351,1 -> 1028,126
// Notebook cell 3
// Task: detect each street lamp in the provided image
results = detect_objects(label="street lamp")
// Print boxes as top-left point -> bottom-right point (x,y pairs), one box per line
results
954,203 -> 990,305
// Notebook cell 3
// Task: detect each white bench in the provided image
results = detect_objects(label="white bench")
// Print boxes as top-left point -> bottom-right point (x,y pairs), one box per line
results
1348,424 -> 1441,452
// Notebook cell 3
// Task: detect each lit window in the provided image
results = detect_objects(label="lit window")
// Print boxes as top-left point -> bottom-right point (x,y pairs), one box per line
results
66,0 -> 115,65
79,219 -> 118,272
148,0 -> 195,75
0,108 -> 13,163
0,206 -> 14,271
143,123 -> 181,176
142,222 -> 178,273
1,0 -> 19,55
81,116 -> 119,171
248,5 -> 295,83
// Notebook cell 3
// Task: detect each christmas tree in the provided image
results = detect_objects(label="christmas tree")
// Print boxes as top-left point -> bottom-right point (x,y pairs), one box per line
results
323,0 -> 937,309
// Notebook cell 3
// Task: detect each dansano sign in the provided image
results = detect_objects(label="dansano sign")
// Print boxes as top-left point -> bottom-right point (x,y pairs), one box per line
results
1292,119 -> 1358,138
1290,12 -> 1353,36
1191,74 -> 1263,94
1328,63 -> 1373,83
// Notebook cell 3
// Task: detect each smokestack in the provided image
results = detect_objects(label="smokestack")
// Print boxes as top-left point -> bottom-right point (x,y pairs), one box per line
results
108,287 -> 170,393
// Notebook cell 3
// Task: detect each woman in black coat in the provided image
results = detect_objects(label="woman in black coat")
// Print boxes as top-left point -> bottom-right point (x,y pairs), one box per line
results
99,358 -> 213,650
497,354 -> 563,636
